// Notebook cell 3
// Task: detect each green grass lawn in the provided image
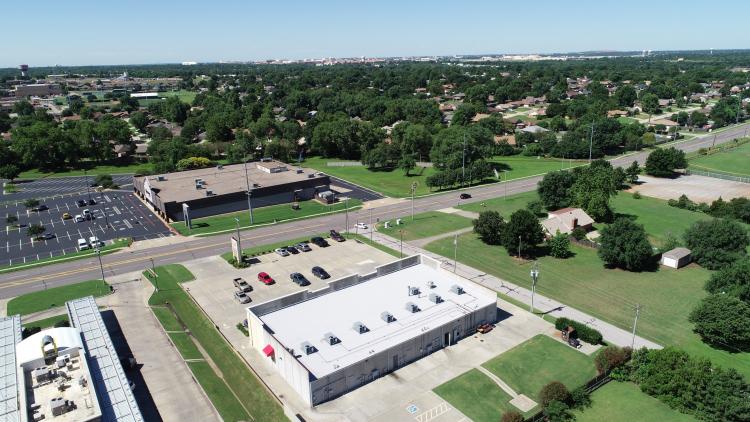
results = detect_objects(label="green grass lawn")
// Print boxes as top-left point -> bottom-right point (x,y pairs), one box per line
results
145,264 -> 284,422
489,155 -> 584,181
482,335 -> 596,400
425,234 -> 750,378
574,381 -> 697,422
172,198 -> 361,236
458,190 -> 539,216
6,279 -> 109,315
688,140 -> 750,176
377,211 -> 473,241
18,162 -> 153,179
159,90 -> 197,104
22,314 -> 69,331
433,369 -> 515,422
0,238 -> 131,274
617,116 -> 639,125
168,332 -> 203,360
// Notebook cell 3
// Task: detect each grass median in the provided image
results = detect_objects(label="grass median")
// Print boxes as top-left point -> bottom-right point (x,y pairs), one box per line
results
145,264 -> 284,422
171,199 -> 362,236
6,279 -> 110,316
377,211 -> 473,241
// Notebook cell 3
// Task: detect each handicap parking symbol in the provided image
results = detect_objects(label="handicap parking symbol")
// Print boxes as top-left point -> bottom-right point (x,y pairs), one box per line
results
406,404 -> 419,414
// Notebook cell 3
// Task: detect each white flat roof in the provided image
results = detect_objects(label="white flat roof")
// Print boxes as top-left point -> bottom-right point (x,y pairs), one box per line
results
0,316 -> 21,422
257,257 -> 497,378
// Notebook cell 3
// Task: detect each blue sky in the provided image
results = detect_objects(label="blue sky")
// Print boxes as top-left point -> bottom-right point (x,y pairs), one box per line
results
3,0 -> 749,67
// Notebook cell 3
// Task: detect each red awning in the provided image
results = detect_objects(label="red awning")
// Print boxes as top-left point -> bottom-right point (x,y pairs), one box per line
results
262,344 -> 274,357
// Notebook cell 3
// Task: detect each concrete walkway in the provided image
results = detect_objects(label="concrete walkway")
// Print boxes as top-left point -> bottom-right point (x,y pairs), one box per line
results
437,207 -> 480,219
369,231 -> 662,350
476,367 -> 538,413
410,227 -> 474,248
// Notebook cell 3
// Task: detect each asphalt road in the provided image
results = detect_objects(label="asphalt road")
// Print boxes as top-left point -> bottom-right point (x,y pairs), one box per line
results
2,123 -> 748,299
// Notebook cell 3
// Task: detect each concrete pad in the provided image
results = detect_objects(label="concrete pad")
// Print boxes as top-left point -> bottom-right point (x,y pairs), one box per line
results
510,394 -> 537,413
629,174 -> 750,203
544,327 -> 601,356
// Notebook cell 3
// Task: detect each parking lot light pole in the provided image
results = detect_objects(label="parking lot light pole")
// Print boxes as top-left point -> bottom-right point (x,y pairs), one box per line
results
399,230 -> 404,258
453,234 -> 458,273
344,197 -> 349,234
95,244 -> 106,284
369,209 -> 373,242
529,261 -> 539,313
243,160 -> 254,225
150,257 -> 158,292
84,169 -> 92,202
235,218 -> 242,258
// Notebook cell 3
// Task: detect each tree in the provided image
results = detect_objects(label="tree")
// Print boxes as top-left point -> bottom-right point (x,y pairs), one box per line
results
5,215 -> 18,225
23,198 -> 39,208
502,209 -> 545,257
129,111 -> 148,132
547,231 -> 571,258
537,171 -> 576,210
614,85 -> 638,107
684,219 -> 750,270
594,345 -> 632,374
473,211 -> 506,245
94,174 -> 116,189
704,259 -> 750,302
543,401 -> 573,422
640,93 -> 660,116
12,100 -> 34,116
0,164 -> 21,182
451,103 -> 478,126
644,147 -> 687,177
570,160 -> 620,221
598,218 -> 653,271
430,125 -> 494,171
689,294 -> 750,351
500,411 -> 524,422
539,381 -> 570,407
176,157 -> 212,171
398,155 -> 416,175
26,224 -> 45,238
624,161 -> 640,184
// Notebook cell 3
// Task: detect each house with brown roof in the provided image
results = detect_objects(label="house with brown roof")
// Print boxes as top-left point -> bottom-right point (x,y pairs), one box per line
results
607,110 -> 629,118
541,208 -> 594,236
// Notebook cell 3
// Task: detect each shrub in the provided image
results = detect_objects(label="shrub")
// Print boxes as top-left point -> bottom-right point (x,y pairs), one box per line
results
236,323 -> 249,337
526,200 -> 544,216
569,387 -> 591,410
684,219 -> 750,270
473,211 -> 506,245
53,319 -> 70,328
594,345 -> 632,374
555,317 -> 604,344
598,218 -> 653,271
539,381 -> 570,407
94,174 -> 117,189
500,410 -> 524,422
544,400 -> 573,422
704,259 -> 750,302
23,198 -> 39,208
547,231 -> 571,258
227,256 -> 249,269
632,191 -> 641,199
571,226 -> 587,240
688,294 -> 750,351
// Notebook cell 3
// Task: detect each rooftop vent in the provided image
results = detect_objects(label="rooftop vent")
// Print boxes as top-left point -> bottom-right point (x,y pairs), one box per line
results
253,183 -> 261,188
157,175 -> 166,181
427,281 -> 436,289
408,286 -> 420,296
381,311 -> 396,323
429,293 -> 443,304
301,342 -> 317,355
307,174 -> 316,179
450,285 -> 465,295
324,333 -> 341,346
352,322 -> 369,334
405,302 -> 420,313
296,169 -> 304,174
205,190 -> 213,197
261,157 -> 272,162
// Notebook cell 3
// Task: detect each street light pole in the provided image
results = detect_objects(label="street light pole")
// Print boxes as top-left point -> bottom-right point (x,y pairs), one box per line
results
453,234 -> 458,273
95,244 -> 106,284
369,208 -> 373,242
631,304 -> 642,349
243,161 -> 254,225
84,169 -> 92,202
410,182 -> 417,221
234,217 -> 242,255
344,197 -> 349,234
150,257 -> 158,292
529,261 -> 539,313
399,230 -> 403,258
517,235 -> 522,258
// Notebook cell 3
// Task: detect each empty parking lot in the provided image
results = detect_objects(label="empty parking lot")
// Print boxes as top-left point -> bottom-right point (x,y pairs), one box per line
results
0,191 -> 171,266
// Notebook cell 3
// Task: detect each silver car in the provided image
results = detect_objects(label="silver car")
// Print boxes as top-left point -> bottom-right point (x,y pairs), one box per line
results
274,248 -> 290,257
234,291 -> 251,304
295,242 -> 312,252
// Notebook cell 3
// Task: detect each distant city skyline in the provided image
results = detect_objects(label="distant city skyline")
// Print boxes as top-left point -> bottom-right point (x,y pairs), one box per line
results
3,0 -> 749,68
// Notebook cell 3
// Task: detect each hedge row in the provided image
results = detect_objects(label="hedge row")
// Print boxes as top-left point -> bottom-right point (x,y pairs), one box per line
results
555,317 -> 604,345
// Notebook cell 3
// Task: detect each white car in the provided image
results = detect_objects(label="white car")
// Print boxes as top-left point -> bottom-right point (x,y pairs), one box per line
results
74,214 -> 84,223
355,222 -> 368,230
274,248 -> 290,257
89,236 -> 103,248
77,238 -> 90,250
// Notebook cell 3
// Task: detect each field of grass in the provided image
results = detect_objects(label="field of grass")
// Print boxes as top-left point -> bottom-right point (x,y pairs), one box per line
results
458,190 -> 539,216
377,211 -> 473,241
574,381 -> 697,422
171,198 -> 361,236
145,264 -> 284,421
425,234 -> 750,378
482,335 -> 596,401
489,155 -> 584,181
159,90 -> 197,104
433,369 -> 515,422
688,140 -> 750,176
21,314 -> 69,331
6,279 -> 109,315
617,116 -> 639,125
18,162 -> 153,179
0,238 -> 131,274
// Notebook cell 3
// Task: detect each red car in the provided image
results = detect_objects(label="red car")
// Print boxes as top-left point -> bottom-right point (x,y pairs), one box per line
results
257,272 -> 275,285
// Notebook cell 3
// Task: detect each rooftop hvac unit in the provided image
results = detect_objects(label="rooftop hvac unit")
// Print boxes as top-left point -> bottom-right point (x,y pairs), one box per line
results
324,333 -> 341,346
352,322 -> 369,334
301,342 -> 317,355
450,285 -> 465,295
381,311 -> 396,323
405,302 -> 420,313
157,175 -> 166,181
253,183 -> 261,188
296,169 -> 304,174
408,286 -> 420,296
205,190 -> 213,196
429,293 -> 443,304
427,281 -> 436,289
261,157 -> 272,162
307,174 -> 316,179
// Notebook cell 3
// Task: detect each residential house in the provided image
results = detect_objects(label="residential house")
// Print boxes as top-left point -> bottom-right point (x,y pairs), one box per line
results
541,208 -> 594,236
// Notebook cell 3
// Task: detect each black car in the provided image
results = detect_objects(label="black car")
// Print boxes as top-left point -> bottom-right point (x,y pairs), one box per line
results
290,272 -> 310,286
88,199 -> 97,205
459,193 -> 472,199
310,236 -> 329,247
285,245 -> 299,254
41,233 -> 56,240
32,205 -> 49,212
76,200 -> 87,207
311,266 -> 330,279
330,229 -> 345,242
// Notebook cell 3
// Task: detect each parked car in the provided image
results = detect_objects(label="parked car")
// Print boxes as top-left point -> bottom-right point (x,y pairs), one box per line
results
233,277 -> 252,292
310,236 -> 329,247
76,199 -> 87,207
41,233 -> 56,240
233,291 -> 251,304
77,238 -> 90,250
257,272 -> 275,285
295,242 -> 312,252
568,337 -> 581,349
330,229 -> 345,242
459,193 -> 472,199
88,198 -> 96,205
285,245 -> 299,254
32,205 -> 49,212
89,236 -> 103,247
311,266 -> 330,279
62,212 -> 72,220
290,272 -> 310,286
274,248 -> 289,257
74,214 -> 84,223
355,222 -> 368,230
82,209 -> 92,218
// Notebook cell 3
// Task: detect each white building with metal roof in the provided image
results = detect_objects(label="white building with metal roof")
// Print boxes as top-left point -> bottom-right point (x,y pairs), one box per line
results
247,254 -> 498,406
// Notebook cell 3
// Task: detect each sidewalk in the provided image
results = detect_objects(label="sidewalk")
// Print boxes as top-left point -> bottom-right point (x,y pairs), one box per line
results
369,231 -> 662,350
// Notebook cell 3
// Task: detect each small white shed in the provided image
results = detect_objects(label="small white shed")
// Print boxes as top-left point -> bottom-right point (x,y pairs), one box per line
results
661,247 -> 692,269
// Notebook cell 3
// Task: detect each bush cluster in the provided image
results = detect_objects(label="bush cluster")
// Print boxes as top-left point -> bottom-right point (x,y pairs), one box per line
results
554,317 -> 604,345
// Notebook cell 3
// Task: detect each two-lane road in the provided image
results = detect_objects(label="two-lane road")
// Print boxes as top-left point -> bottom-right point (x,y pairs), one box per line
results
2,123 -> 748,298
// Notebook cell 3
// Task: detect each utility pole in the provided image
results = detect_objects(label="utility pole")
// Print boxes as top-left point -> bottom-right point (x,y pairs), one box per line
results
588,124 -> 595,163
344,197 -> 349,234
95,244 -> 106,284
631,304 -> 642,349
462,131 -> 466,187
399,230 -> 403,258
410,182 -> 417,221
84,169 -> 92,202
243,160 -> 254,224
529,261 -> 539,313
234,217 -> 242,260
150,257 -> 158,292
369,208 -> 373,242
517,235 -> 522,258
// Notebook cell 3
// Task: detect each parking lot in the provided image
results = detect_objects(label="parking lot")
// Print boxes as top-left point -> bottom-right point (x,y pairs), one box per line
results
0,191 -> 171,266
1,175 -> 133,201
